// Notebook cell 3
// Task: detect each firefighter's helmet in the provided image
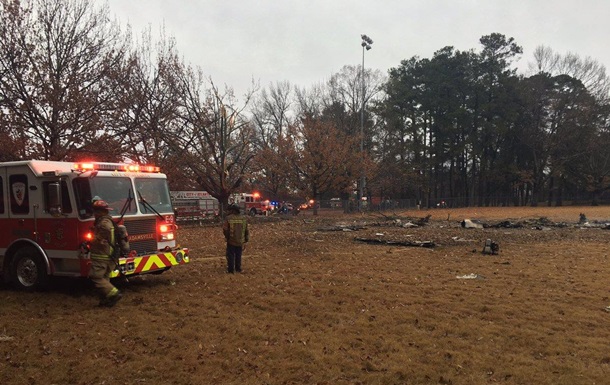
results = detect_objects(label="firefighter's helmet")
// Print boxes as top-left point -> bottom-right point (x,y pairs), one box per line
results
228,203 -> 240,213
92,200 -> 112,211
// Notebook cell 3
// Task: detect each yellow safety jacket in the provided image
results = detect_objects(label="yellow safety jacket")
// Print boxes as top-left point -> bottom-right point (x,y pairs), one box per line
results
223,213 -> 249,247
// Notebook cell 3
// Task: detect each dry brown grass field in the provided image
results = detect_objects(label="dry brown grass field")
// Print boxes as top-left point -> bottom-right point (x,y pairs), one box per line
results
2,205 -> 610,385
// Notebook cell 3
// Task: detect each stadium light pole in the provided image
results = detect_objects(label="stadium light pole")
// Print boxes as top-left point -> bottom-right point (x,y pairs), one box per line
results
360,34 -> 373,210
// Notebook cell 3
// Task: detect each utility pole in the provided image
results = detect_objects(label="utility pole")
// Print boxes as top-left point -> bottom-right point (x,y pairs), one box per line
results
359,34 -> 373,210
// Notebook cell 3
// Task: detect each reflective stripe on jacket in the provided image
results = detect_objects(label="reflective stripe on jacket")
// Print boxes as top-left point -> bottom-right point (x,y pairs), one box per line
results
223,213 -> 249,247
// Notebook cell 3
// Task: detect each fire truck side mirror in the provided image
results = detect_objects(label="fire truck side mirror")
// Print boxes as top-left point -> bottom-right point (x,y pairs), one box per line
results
47,182 -> 62,216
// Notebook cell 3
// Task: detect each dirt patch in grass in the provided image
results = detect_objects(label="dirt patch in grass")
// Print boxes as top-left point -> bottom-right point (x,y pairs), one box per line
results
2,206 -> 610,385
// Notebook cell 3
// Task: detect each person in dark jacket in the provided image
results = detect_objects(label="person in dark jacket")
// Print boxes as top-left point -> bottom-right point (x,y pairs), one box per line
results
223,203 -> 249,273
89,199 -> 122,307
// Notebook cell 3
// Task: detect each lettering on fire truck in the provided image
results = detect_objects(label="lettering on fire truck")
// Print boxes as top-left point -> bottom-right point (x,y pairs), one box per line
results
0,160 -> 190,291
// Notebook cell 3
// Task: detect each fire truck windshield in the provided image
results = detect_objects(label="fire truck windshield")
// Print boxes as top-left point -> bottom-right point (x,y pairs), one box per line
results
73,176 -> 172,218
135,178 -> 173,214
74,176 -> 137,218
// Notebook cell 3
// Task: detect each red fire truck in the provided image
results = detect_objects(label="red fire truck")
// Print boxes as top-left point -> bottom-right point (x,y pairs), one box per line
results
231,192 -> 273,216
0,160 -> 190,290
170,190 -> 219,222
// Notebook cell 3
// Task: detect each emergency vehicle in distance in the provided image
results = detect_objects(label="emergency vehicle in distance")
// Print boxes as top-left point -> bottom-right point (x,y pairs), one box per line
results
170,190 -> 219,222
231,192 -> 274,216
0,160 -> 190,290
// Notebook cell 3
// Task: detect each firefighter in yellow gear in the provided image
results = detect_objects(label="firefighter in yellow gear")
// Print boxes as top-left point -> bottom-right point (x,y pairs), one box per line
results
223,203 -> 249,273
89,199 -> 122,307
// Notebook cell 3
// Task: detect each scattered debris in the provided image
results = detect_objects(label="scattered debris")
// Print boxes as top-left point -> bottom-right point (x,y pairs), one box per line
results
482,239 -> 499,255
461,219 -> 484,229
328,211 -> 609,233
318,224 -> 367,232
319,215 -> 432,232
0,335 -> 14,342
485,217 -> 585,229
416,214 -> 432,226
456,273 -> 485,280
579,213 -> 587,224
535,226 -> 552,231
452,236 -> 475,242
374,213 -> 431,227
354,237 -> 435,248
490,220 -> 523,228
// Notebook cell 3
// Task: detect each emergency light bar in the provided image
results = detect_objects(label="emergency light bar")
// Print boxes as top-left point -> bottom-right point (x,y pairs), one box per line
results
73,162 -> 160,173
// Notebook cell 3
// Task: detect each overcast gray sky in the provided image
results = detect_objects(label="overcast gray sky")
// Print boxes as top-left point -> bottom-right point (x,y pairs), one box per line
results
103,0 -> 610,100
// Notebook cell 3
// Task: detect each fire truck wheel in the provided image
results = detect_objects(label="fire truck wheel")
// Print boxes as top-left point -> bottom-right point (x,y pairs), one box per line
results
249,208 -> 257,216
11,246 -> 48,291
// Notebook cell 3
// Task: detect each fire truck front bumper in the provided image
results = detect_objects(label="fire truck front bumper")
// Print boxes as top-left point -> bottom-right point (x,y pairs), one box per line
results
111,248 -> 190,278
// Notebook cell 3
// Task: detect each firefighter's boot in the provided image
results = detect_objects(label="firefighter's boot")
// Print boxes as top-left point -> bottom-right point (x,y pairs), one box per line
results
99,288 -> 122,307
105,292 -> 123,307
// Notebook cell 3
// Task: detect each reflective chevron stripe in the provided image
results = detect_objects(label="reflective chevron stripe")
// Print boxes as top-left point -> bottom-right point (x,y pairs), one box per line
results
110,249 -> 189,278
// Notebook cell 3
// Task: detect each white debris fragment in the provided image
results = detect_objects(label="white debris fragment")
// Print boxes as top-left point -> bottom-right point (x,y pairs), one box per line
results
461,219 -> 483,229
456,273 -> 485,280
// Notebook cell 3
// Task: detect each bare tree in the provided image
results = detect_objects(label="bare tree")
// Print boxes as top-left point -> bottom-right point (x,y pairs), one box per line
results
112,25 -> 184,168
0,0 -> 129,160
529,45 -> 610,102
294,83 -> 329,120
530,46 -> 560,74
250,81 -> 293,147
167,65 -> 256,211
328,64 -> 386,134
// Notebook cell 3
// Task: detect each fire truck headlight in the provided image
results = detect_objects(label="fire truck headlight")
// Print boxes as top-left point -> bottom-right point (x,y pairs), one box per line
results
175,251 -> 184,263
160,232 -> 175,241
159,223 -> 175,241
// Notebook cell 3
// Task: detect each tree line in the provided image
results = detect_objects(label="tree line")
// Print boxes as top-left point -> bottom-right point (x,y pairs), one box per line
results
2,0 -> 609,210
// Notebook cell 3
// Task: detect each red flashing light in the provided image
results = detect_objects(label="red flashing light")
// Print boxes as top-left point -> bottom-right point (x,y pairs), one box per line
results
159,223 -> 175,241
73,162 -> 160,173
253,192 -> 261,198
142,165 -> 160,173
74,163 -> 95,171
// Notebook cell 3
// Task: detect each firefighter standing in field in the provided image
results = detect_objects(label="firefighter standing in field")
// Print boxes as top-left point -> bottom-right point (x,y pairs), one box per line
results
89,199 -> 122,307
223,203 -> 249,273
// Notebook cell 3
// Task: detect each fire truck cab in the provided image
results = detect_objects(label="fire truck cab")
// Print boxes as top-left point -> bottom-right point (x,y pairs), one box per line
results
0,160 -> 190,290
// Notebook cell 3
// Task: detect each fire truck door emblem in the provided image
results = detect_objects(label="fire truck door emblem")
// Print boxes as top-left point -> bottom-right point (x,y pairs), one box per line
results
12,182 -> 26,206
